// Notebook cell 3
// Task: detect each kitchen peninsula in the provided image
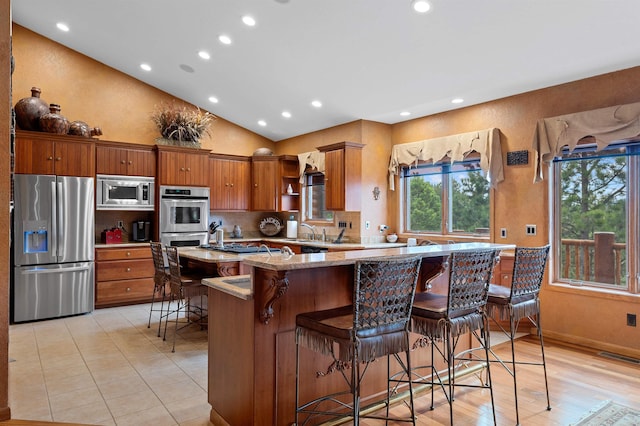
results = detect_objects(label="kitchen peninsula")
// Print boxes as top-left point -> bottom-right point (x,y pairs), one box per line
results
202,242 -> 514,426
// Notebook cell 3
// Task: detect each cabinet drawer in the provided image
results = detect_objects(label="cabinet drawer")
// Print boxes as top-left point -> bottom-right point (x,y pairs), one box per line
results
96,246 -> 151,261
96,259 -> 154,281
96,278 -> 155,306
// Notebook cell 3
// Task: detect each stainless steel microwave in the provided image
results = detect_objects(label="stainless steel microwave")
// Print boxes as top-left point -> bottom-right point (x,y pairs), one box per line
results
96,174 -> 155,211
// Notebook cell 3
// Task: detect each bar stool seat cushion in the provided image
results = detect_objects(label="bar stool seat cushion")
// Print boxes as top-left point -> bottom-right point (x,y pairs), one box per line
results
487,283 -> 537,321
296,305 -> 410,363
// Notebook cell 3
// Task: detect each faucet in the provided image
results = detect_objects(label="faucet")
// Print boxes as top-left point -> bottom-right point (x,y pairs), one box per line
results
301,223 -> 316,241
258,244 -> 273,256
322,228 -> 326,242
281,246 -> 294,257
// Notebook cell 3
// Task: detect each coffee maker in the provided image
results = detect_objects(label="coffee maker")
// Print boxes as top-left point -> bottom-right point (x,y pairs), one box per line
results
132,221 -> 151,242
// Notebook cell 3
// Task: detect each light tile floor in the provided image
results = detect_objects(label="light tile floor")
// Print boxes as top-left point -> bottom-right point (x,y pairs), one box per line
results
8,303 -> 211,425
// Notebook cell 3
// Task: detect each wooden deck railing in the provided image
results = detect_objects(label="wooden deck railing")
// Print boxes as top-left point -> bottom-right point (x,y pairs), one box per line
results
561,232 -> 626,285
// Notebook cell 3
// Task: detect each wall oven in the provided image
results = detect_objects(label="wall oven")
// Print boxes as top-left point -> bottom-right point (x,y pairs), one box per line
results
97,175 -> 154,211
159,185 -> 209,247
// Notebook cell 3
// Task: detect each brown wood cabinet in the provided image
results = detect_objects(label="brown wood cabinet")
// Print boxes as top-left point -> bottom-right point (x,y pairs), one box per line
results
251,156 -> 279,211
209,154 -> 250,211
318,141 -> 363,211
95,245 -> 155,307
156,145 -> 210,186
15,130 -> 96,177
96,141 -> 155,177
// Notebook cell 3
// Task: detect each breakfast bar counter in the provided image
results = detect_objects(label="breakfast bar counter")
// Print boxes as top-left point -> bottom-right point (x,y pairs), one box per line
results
202,243 -> 514,426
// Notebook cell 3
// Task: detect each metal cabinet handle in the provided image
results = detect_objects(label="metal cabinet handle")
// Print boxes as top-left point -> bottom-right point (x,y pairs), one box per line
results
128,160 -> 132,165
186,167 -> 191,172
55,157 -> 62,161
126,251 -> 131,256
230,183 -> 234,187
126,287 -> 131,292
126,267 -> 131,272
47,156 -> 53,160
120,160 -> 126,164
180,167 -> 186,171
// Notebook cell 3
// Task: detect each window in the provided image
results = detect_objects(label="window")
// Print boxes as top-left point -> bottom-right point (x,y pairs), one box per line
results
402,157 -> 490,236
304,173 -> 333,222
552,141 -> 638,292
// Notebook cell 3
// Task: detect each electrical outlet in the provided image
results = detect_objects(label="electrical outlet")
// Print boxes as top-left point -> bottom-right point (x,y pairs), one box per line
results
379,224 -> 388,232
526,224 -> 536,235
117,220 -> 123,229
365,221 -> 370,230
627,313 -> 636,327
500,228 -> 507,238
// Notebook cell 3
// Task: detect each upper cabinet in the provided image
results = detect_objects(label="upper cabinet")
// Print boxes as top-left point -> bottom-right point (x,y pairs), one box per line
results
210,154 -> 250,211
15,130 -> 96,177
156,145 -> 210,187
251,156 -> 278,211
318,141 -> 364,211
96,141 -> 156,177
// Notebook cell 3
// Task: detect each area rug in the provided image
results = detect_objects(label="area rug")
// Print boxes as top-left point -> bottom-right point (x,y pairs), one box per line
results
572,400 -> 640,426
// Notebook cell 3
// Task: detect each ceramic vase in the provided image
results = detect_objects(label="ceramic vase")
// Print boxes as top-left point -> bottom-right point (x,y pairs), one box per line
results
40,104 -> 70,135
14,87 -> 49,131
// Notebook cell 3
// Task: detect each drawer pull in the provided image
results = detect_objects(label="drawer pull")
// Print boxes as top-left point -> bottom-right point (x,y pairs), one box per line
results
126,251 -> 131,256
126,267 -> 131,272
126,287 -> 131,292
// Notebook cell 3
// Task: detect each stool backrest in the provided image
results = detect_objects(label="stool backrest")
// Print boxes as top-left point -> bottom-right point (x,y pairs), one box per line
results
510,245 -> 550,299
165,246 -> 183,297
353,256 -> 422,334
150,242 -> 167,284
447,249 -> 498,317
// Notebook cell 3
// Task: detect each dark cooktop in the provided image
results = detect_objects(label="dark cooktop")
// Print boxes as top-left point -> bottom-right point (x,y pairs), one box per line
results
200,244 -> 281,254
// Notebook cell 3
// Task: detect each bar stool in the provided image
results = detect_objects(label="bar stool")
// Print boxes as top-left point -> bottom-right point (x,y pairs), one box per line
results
295,256 -> 422,426
486,245 -> 551,425
163,246 -> 207,352
410,249 -> 499,426
148,242 -> 170,336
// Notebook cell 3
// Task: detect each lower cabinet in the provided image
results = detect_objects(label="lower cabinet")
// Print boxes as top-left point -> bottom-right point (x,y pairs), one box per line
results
95,246 -> 155,308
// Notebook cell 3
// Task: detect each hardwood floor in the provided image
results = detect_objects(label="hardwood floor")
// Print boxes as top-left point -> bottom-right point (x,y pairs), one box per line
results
362,335 -> 640,425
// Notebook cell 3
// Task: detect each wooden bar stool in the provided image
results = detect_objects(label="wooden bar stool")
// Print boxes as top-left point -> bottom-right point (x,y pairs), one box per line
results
163,246 -> 207,353
486,245 -> 551,425
409,249 -> 499,426
148,242 -> 170,337
295,256 -> 422,426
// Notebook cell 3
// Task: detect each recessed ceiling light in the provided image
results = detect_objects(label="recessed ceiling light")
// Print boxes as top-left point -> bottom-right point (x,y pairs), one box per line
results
282,111 -> 292,118
311,100 -> 322,108
198,51 -> 211,60
400,111 -> 411,117
56,22 -> 69,32
218,35 -> 232,45
451,98 -> 464,104
208,96 -> 219,103
242,16 -> 256,26
411,0 -> 431,13
140,63 -> 152,72
258,120 -> 267,126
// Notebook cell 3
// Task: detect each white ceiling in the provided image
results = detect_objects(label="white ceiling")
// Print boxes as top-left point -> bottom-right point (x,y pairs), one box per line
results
12,0 -> 640,142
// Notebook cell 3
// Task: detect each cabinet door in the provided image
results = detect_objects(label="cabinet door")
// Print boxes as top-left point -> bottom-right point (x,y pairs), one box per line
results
228,159 -> 250,210
324,149 -> 345,211
96,145 -> 128,175
252,159 -> 278,211
158,151 -> 185,185
183,153 -> 209,186
126,149 -> 156,177
209,157 -> 229,210
14,136 -> 55,175
52,140 -> 96,177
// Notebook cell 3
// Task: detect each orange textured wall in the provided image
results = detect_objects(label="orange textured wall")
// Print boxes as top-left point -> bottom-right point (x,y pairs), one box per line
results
11,24 -> 273,156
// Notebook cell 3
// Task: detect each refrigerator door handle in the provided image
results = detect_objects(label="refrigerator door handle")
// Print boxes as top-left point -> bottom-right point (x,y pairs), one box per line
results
57,180 -> 64,258
51,181 -> 58,258
21,264 -> 92,274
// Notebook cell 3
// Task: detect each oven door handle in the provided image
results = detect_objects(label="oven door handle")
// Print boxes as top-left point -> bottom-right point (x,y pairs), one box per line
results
161,198 -> 208,203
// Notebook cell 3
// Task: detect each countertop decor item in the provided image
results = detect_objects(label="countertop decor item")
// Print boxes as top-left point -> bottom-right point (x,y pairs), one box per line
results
253,147 -> 274,156
259,216 -> 282,237
39,104 -> 70,135
386,233 -> 398,243
14,87 -> 49,131
151,100 -> 215,148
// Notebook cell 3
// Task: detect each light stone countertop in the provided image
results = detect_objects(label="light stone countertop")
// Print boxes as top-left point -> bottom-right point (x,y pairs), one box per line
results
241,242 -> 516,272
95,242 -> 152,249
202,275 -> 252,300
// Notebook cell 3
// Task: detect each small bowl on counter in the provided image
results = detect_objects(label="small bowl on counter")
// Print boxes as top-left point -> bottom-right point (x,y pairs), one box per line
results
386,233 -> 398,243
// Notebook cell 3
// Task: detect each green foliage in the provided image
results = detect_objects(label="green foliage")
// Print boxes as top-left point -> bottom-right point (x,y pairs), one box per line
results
408,177 -> 441,231
451,170 -> 490,232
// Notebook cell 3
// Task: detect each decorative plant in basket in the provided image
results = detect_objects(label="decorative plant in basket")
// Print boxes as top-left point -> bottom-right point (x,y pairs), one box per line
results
151,101 -> 215,148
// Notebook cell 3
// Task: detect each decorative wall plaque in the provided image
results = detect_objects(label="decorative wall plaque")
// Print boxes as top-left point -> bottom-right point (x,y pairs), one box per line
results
506,150 -> 529,166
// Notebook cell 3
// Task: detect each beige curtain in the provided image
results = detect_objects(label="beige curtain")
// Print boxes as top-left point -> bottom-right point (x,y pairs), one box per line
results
388,128 -> 503,190
297,151 -> 325,183
532,101 -> 640,182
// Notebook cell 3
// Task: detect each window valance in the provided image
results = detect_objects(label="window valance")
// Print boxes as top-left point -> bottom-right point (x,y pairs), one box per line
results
388,128 -> 503,190
297,151 -> 325,183
532,101 -> 640,182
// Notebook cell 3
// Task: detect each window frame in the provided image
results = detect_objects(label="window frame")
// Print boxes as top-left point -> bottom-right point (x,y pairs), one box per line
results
399,153 -> 492,238
550,140 -> 639,294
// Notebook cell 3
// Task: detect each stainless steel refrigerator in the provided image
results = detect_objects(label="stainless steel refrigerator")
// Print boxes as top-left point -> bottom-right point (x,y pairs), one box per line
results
12,174 -> 95,323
